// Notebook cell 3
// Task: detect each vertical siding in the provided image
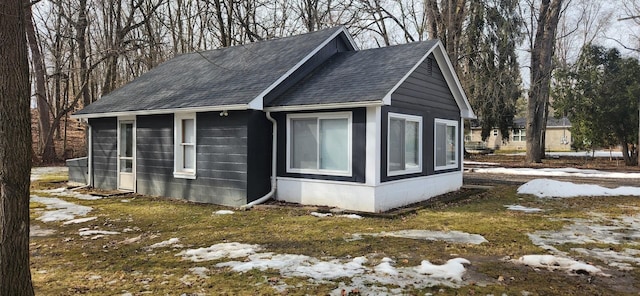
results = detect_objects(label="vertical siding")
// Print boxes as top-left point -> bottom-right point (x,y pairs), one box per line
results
135,112 -> 250,206
90,117 -> 117,189
382,55 -> 461,182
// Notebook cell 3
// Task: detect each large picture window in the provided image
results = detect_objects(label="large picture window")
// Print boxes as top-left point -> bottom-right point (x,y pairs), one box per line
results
435,119 -> 459,170
388,113 -> 422,176
174,113 -> 196,179
287,112 -> 352,176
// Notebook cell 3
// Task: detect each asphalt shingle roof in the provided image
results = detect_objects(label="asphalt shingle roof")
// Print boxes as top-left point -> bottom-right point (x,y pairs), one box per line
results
76,27 -> 344,115
267,40 -> 439,107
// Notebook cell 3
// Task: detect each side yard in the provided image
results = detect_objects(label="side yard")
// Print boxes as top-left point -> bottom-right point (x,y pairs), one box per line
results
29,167 -> 640,295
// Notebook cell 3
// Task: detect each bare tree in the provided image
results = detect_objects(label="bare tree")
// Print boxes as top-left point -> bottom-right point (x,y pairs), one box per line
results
0,0 -> 36,294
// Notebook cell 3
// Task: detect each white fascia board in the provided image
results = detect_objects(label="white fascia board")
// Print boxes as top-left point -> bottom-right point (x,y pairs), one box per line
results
249,27 -> 359,109
431,42 -> 476,119
265,101 -> 383,112
71,104 -> 249,119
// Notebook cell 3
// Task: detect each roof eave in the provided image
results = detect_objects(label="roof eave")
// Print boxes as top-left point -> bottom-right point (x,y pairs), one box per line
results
265,100 -> 383,112
71,104 -> 250,119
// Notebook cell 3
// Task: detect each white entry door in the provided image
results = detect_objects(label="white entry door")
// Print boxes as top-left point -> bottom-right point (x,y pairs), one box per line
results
118,120 -> 135,191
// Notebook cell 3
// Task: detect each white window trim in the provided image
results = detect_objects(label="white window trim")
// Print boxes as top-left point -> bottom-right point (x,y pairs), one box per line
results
286,111 -> 353,177
387,112 -> 423,176
434,118 -> 459,171
512,129 -> 526,142
174,112 -> 197,179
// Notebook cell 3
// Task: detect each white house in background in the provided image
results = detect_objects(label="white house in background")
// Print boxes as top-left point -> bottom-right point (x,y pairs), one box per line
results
468,117 -> 572,152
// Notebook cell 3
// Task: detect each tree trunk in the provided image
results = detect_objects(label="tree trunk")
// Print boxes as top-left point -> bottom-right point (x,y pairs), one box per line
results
0,0 -> 36,294
77,0 -> 90,107
25,0 -> 56,163
526,0 -> 563,163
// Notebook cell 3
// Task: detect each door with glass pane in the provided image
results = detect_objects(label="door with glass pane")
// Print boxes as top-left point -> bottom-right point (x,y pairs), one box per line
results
118,120 -> 135,191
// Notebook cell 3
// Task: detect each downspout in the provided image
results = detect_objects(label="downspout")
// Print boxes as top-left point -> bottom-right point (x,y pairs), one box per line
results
240,111 -> 277,209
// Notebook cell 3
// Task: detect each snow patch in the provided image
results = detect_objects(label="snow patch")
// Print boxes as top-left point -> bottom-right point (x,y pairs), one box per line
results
518,179 -> 640,198
31,195 -> 92,222
79,230 -> 120,236
214,210 -> 234,215
338,214 -> 363,219
30,225 -> 56,237
473,167 -> 640,179
39,188 -> 103,200
514,255 -> 608,276
148,238 -> 182,249
352,230 -> 487,245
504,204 -> 544,213
528,214 -> 640,247
572,248 -> 640,270
310,212 -> 332,217
189,267 -> 210,278
63,216 -> 98,225
177,242 -> 261,262
181,242 -> 471,293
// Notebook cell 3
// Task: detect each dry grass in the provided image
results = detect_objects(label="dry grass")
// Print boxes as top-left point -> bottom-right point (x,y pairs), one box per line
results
29,172 -> 640,295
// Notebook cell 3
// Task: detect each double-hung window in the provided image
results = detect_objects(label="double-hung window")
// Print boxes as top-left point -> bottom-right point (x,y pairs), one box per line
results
287,112 -> 352,176
512,129 -> 526,142
174,113 -> 196,179
434,118 -> 459,170
388,113 -> 422,176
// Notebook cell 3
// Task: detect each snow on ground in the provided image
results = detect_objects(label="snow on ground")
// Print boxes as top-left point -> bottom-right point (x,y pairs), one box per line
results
504,204 -> 544,212
349,230 -> 487,245
514,255 -> 608,276
30,225 -> 56,237
147,238 -> 182,249
176,242 -> 261,262
30,166 -> 67,181
181,242 -> 473,293
78,229 -> 120,236
38,188 -> 103,200
30,195 -> 92,222
189,267 -> 210,278
310,212 -> 364,219
62,216 -> 97,225
463,161 -> 500,166
310,212 -> 333,217
214,210 -> 234,215
518,179 -> 640,198
572,248 -> 640,271
471,167 -> 640,179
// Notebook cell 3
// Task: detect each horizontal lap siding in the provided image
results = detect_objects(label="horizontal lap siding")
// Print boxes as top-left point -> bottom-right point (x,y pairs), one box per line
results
90,117 -> 117,189
135,112 -> 250,206
382,55 -> 461,182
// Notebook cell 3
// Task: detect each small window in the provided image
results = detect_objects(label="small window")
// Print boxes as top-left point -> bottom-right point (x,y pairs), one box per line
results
174,113 -> 196,179
388,113 -> 422,176
435,119 -> 459,170
512,129 -> 526,142
286,112 -> 352,176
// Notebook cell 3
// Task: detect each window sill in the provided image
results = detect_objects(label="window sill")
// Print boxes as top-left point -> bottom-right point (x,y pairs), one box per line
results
388,167 -> 422,177
173,172 -> 196,179
286,168 -> 352,177
435,164 -> 458,171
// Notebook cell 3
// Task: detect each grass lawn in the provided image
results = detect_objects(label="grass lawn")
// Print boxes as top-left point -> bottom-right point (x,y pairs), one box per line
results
29,172 -> 640,295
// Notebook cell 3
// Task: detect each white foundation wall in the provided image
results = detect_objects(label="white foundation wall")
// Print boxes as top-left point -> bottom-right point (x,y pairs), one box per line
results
373,172 -> 462,212
276,171 -> 462,212
276,177 -> 377,212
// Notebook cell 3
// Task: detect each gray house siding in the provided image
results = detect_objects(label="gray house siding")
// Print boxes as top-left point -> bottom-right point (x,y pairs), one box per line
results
246,111 -> 273,203
265,35 -> 353,105
381,55 -> 461,182
273,108 -> 367,183
135,112 -> 253,206
89,117 -> 118,189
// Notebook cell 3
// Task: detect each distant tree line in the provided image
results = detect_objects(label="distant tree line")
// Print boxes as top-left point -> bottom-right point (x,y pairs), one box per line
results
24,0 -> 640,165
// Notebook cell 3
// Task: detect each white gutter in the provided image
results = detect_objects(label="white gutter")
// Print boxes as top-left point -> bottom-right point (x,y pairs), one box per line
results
240,111 -> 277,209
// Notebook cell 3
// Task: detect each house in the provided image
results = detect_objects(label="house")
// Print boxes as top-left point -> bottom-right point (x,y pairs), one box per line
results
467,117 -> 571,152
69,26 -> 475,212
